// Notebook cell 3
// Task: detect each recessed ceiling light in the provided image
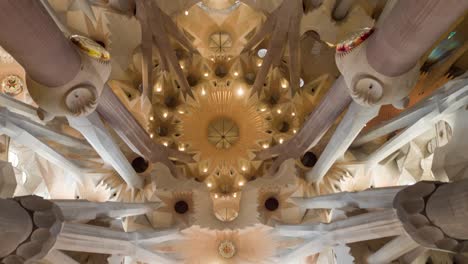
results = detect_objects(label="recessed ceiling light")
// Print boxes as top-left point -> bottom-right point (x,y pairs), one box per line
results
236,87 -> 244,96
257,48 -> 267,58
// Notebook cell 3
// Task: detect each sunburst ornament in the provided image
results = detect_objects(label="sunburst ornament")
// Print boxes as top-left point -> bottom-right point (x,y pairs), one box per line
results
258,186 -> 297,224
1,75 -> 24,96
179,80 -> 271,180
218,240 -> 236,259
178,225 -> 277,263
157,191 -> 194,227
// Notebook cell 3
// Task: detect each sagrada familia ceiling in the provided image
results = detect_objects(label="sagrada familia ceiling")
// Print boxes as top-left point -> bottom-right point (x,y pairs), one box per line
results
0,0 -> 467,263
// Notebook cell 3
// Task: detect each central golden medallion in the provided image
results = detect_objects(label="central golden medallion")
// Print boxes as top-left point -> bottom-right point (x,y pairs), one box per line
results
207,117 -> 239,149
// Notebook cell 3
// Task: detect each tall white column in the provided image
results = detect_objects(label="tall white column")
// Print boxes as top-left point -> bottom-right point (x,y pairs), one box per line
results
67,112 -> 143,189
354,78 -> 468,147
0,114 -> 83,183
54,200 -> 161,221
55,223 -> 178,264
278,210 -> 404,261
365,85 -> 468,166
292,186 -> 404,210
367,235 -> 419,264
306,102 -> 379,182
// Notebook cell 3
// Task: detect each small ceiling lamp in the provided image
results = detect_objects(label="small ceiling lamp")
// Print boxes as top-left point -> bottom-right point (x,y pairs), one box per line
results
236,87 -> 244,96
257,48 -> 267,58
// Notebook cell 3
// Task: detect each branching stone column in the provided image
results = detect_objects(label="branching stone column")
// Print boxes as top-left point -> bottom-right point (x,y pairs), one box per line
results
287,180 -> 468,262
307,0 -> 467,183
0,109 -> 85,183
67,112 -> 143,188
56,224 -> 179,264
54,199 -> 160,221
394,180 -> 468,254
292,186 -> 404,210
352,77 -> 468,147
0,160 -> 16,198
366,235 -> 419,264
332,0 -> 356,21
278,210 -> 405,261
0,196 -> 63,264
0,1 -> 143,189
0,196 -> 178,263
364,79 -> 467,166
0,1 -> 81,87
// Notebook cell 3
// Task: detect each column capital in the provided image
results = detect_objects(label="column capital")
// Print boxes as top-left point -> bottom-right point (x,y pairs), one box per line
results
394,180 -> 468,254
0,196 -> 63,264
26,35 -> 111,119
335,28 -> 419,107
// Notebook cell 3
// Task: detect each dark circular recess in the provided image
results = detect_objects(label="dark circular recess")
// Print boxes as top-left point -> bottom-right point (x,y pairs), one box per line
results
278,121 -> 290,133
269,96 -> 278,105
301,151 -> 318,168
164,96 -> 178,109
174,200 -> 189,214
132,157 -> 149,173
265,197 -> 279,211
175,49 -> 185,60
187,75 -> 198,86
245,73 -> 255,85
215,64 -> 228,78
157,126 -> 169,137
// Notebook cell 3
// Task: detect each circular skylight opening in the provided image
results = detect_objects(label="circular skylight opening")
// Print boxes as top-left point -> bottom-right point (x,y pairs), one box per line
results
257,48 -> 267,58
299,78 -> 305,88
